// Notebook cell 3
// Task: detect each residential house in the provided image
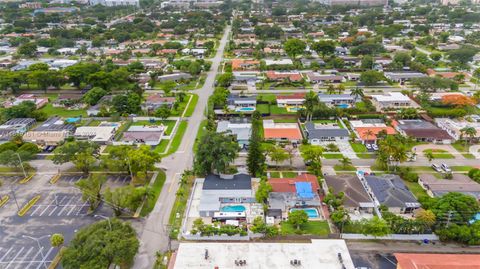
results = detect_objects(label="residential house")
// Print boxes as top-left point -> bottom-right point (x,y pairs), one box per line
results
142,94 -> 176,112
323,174 -> 375,216
365,174 -> 420,214
227,94 -> 257,112
301,58 -> 325,68
74,126 -> 117,144
23,117 -> 76,146
394,119 -> 452,144
158,73 -> 192,82
120,125 -> 165,146
304,121 -> 349,144
383,72 -> 427,84
419,174 -> 480,199
263,120 -> 302,143
52,94 -> 84,109
370,92 -> 418,111
318,94 -> 357,108
216,119 -> 252,149
87,95 -> 112,116
306,72 -> 345,84
276,93 -> 305,108
265,71 -> 303,82
435,118 -> 480,141
264,59 -> 294,67
231,59 -> 260,71
350,119 -> 396,144
268,174 -> 322,219
0,118 -> 36,143
4,94 -> 49,109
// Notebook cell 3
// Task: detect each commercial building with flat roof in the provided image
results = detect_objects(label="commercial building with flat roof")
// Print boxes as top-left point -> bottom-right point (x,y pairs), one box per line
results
169,240 -> 355,269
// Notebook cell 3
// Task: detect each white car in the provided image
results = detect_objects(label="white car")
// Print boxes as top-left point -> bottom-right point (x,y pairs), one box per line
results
431,164 -> 442,172
366,144 -> 372,150
372,144 -> 379,151
441,164 -> 451,173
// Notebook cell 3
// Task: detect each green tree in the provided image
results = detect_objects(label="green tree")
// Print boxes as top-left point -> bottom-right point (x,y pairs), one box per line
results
350,87 -> 364,102
360,216 -> 390,237
269,146 -> 288,167
415,209 -> 436,226
284,38 -> 306,59
126,145 -> 160,179
360,70 -> 384,86
300,145 -> 323,176
217,72 -> 233,87
17,42 -> 37,57
288,210 -> 308,230
52,141 -> 100,175
76,175 -> 107,211
194,132 -> 238,175
247,116 -> 265,176
62,219 -> 139,269
424,192 -> 479,226
361,55 -> 374,69
304,90 -> 319,121
339,156 -> 352,169
50,233 -> 64,248
311,40 -> 335,58
154,104 -> 171,119
104,185 -> 148,216
255,179 -> 272,204
83,87 -> 107,106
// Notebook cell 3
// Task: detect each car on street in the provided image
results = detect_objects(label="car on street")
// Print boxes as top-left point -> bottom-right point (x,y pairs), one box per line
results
441,163 -> 451,173
431,164 -> 442,172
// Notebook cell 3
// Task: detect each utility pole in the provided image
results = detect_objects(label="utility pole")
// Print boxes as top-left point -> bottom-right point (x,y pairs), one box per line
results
15,152 -> 27,178
446,210 -> 453,228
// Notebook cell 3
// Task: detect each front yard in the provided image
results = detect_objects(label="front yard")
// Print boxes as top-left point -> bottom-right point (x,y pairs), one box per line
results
280,220 -> 330,236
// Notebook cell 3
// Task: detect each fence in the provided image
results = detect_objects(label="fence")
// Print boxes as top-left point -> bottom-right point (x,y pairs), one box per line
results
341,233 -> 439,241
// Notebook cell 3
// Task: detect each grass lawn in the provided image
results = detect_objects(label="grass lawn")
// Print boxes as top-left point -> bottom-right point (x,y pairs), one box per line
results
159,121 -> 188,157
451,166 -> 474,172
280,221 -> 330,236
349,142 -> 374,159
140,171 -> 166,217
274,119 -> 298,123
193,120 -> 208,153
334,164 -> 356,171
269,105 -> 290,115
451,142 -> 476,159
323,153 -> 344,159
183,94 -> 198,117
423,149 -> 455,159
283,171 -> 298,178
39,104 -> 87,117
403,180 -> 429,200
168,174 -> 195,238
256,104 -> 270,114
269,171 -> 281,178
257,94 -> 277,103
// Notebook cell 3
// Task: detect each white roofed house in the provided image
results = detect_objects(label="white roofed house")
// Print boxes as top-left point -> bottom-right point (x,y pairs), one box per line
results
216,119 -> 252,149
370,92 -> 418,111
74,126 -> 117,144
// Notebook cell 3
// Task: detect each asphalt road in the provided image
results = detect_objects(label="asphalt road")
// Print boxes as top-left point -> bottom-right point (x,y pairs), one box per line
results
132,25 -> 231,269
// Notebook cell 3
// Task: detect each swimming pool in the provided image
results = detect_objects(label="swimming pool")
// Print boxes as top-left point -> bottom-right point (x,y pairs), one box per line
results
336,104 -> 349,109
290,207 -> 319,218
287,106 -> 303,112
236,107 -> 255,112
221,205 -> 246,212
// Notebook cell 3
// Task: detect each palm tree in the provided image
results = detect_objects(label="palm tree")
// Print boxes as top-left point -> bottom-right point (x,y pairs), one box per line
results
326,84 -> 336,95
365,130 -> 374,144
336,84 -> 346,94
350,87 -> 364,102
339,156 -> 352,169
460,126 -> 477,146
304,90 -> 319,121
474,68 -> 480,91
425,151 -> 434,162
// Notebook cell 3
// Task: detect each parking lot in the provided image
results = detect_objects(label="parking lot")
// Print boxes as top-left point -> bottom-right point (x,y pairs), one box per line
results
58,174 -> 131,185
0,244 -> 57,269
0,175 -> 24,188
27,193 -> 89,218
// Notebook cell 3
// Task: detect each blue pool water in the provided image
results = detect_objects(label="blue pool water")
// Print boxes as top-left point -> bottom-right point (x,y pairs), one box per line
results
236,107 -> 255,112
336,104 -> 349,109
65,117 -> 81,123
290,208 -> 319,218
288,107 -> 302,112
221,205 -> 246,212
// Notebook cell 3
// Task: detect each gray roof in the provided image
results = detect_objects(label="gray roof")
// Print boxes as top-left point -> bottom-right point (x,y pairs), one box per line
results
228,94 -> 257,103
318,94 -> 355,101
34,117 -> 76,132
216,121 -> 252,141
203,173 -> 252,190
305,122 -> 349,139
365,174 -> 419,208
324,174 -> 373,208
1,118 -> 36,126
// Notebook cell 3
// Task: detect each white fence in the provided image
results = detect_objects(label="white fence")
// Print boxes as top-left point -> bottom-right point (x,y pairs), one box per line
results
341,233 -> 439,241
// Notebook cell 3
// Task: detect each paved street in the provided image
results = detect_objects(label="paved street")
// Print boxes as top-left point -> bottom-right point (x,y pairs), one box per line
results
133,25 -> 231,269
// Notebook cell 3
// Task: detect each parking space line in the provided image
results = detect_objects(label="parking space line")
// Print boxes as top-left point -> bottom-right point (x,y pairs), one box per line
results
29,206 -> 43,216
48,206 -> 58,217
13,246 -> 34,269
0,246 -> 14,262
25,247 -> 42,269
67,205 -> 77,216
57,196 -> 76,215
5,246 -> 24,269
57,195 -> 68,206
38,205 -> 52,217
34,247 -> 53,269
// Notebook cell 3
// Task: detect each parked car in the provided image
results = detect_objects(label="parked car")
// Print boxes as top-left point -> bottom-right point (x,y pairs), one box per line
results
441,163 -> 451,173
372,144 -> 379,151
366,144 -> 372,150
431,164 -> 442,172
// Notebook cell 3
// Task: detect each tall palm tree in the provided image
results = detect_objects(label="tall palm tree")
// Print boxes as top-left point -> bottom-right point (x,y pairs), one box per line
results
304,90 -> 319,121
337,84 -> 345,94
350,87 -> 364,102
365,130 -> 374,144
339,156 -> 352,169
326,84 -> 336,95
461,126 -> 477,145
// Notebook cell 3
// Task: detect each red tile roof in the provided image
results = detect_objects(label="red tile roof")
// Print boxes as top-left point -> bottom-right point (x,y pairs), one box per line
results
266,71 -> 303,82
355,127 -> 396,141
264,128 -> 302,140
276,93 -> 306,100
268,174 -> 320,193
394,253 -> 480,269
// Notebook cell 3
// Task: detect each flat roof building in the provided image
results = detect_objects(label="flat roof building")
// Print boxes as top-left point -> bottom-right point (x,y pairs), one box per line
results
170,240 -> 355,269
